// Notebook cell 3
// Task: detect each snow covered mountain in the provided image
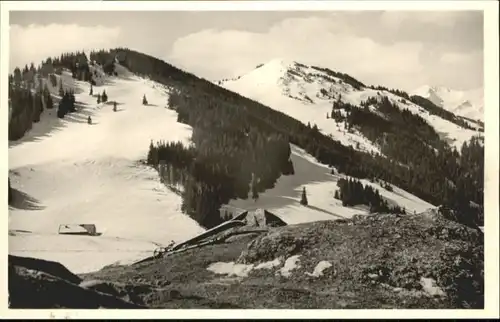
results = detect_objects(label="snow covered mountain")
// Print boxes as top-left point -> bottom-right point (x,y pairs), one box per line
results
8,51 -> 483,276
412,85 -> 484,122
219,59 -> 483,153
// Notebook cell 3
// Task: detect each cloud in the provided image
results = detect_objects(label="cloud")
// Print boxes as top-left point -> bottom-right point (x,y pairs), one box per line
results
9,24 -> 122,71
379,11 -> 461,28
168,12 -> 482,92
169,16 -> 425,90
441,52 -> 470,64
8,12 -> 482,92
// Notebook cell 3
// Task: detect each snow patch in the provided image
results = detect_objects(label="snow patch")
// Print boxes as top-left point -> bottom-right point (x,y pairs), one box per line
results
419,277 -> 446,297
279,255 -> 301,277
255,258 -> 282,269
207,262 -> 255,278
305,260 -> 332,277
207,258 -> 283,277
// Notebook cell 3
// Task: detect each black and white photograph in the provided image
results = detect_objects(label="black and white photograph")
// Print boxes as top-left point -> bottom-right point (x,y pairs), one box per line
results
2,0 -> 498,318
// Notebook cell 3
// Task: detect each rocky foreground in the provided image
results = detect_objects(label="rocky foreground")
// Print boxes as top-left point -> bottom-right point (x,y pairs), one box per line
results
8,209 -> 484,309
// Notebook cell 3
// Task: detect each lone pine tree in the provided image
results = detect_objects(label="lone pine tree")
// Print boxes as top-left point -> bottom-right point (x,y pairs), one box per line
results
46,92 -> 54,109
58,81 -> 64,97
97,93 -> 101,104
101,90 -> 108,103
113,101 -> 117,112
143,94 -> 148,105
300,187 -> 308,206
89,84 -> 93,96
68,90 -> 76,113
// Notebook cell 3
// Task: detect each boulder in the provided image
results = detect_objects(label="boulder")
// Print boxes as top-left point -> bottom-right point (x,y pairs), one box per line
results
9,255 -> 81,285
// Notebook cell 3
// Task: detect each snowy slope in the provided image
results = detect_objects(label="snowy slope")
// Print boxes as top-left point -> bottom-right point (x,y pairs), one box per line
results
412,85 -> 484,122
223,144 -> 435,225
9,63 -> 205,274
220,59 -> 482,152
220,59 -> 382,156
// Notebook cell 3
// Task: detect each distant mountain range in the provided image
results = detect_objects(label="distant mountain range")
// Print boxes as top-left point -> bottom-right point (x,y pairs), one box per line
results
412,85 -> 484,122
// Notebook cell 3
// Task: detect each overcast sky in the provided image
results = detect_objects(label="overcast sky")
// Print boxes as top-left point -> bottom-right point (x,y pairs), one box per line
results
9,10 -> 483,92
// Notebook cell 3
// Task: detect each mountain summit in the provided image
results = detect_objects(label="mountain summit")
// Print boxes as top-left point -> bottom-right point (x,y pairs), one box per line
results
220,59 -> 483,154
412,85 -> 484,122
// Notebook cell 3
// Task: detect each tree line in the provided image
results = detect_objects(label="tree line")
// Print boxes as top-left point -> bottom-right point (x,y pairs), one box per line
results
335,178 -> 405,214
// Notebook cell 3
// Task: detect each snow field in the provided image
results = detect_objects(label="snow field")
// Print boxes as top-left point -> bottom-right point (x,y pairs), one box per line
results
9,64 -> 205,273
226,144 -> 435,226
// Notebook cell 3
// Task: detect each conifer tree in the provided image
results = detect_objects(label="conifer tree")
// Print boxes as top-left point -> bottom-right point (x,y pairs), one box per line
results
87,116 -> 92,125
32,92 -> 43,123
113,101 -> 117,112
147,140 -> 159,165
57,93 -> 68,118
101,90 -> 108,103
13,67 -> 22,86
143,94 -> 148,105
249,173 -> 259,202
46,92 -> 54,109
68,90 -> 76,113
97,93 -> 101,104
300,187 -> 308,206
58,81 -> 64,97
89,84 -> 93,96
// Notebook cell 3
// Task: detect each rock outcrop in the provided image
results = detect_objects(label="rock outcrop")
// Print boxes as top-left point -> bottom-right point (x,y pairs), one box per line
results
8,255 -> 146,308
237,210 -> 483,308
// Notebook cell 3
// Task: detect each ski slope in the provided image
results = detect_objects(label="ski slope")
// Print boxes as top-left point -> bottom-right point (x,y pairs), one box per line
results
220,59 -> 482,152
223,144 -> 435,225
8,64 -> 205,274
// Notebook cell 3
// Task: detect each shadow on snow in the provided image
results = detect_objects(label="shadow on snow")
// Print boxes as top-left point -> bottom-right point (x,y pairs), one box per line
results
9,188 -> 45,211
8,100 -> 98,148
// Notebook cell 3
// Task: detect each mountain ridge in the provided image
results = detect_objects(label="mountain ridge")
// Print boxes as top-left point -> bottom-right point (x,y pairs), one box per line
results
412,85 -> 483,122
219,58 -> 483,153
